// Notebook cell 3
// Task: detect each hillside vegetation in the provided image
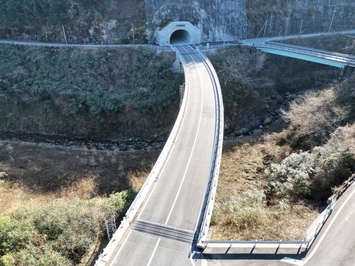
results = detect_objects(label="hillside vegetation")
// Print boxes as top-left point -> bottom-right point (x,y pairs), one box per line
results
0,36 -> 355,264
0,0 -> 146,43
0,140 -> 158,266
0,45 -> 183,139
0,190 -> 135,266
210,38 -> 355,240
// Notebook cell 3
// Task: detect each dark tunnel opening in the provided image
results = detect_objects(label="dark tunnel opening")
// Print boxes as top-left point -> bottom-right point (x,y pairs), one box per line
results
170,29 -> 192,44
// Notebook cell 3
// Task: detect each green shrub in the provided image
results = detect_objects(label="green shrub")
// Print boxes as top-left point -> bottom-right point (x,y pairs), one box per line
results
213,189 -> 268,231
0,217 -> 15,256
0,254 -> 15,266
0,45 -> 182,137
266,129 -> 355,202
0,190 -> 134,265
13,245 -> 72,266
266,152 -> 314,199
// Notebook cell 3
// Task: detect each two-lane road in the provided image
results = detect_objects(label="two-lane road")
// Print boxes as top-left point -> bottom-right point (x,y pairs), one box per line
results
102,45 -> 220,265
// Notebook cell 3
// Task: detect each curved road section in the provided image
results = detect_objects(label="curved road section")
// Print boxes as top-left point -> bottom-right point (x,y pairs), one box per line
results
96,44 -> 223,266
242,30 -> 355,69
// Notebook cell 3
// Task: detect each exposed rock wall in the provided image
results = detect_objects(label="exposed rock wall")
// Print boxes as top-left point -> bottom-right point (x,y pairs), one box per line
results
145,0 -> 355,43
246,0 -> 355,38
144,0 -> 247,43
1,1 -> 355,44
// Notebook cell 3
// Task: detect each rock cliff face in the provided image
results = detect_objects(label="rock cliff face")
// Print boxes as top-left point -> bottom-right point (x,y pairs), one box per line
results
0,0 -> 354,43
144,0 -> 247,43
246,0 -> 355,38
145,0 -> 355,43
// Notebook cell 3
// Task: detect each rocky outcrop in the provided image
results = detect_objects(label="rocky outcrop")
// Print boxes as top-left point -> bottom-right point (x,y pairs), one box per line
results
1,0 -> 355,44
246,0 -> 355,38
145,0 -> 247,43
145,0 -> 355,43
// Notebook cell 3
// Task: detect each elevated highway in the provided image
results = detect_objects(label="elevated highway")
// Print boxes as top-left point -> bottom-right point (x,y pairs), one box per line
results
242,30 -> 355,69
2,31 -> 355,265
96,44 -> 223,265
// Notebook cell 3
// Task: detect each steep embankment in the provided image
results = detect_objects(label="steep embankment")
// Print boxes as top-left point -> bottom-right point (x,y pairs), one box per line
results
2,1 -> 355,43
0,45 -> 183,140
0,0 -> 147,43
246,0 -> 355,37
1,36 -> 354,264
210,35 -> 355,240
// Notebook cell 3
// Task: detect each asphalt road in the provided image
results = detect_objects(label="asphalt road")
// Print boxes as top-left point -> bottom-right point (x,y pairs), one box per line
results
188,183 -> 355,266
241,30 -> 355,68
301,182 -> 355,266
241,29 -> 355,46
3,34 -> 355,266
103,45 -> 218,266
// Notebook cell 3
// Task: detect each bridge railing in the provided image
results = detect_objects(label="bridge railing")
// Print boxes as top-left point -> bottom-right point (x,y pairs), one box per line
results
258,42 -> 355,67
192,48 -> 225,248
201,196 -> 336,254
95,45 -> 190,266
204,240 -> 310,254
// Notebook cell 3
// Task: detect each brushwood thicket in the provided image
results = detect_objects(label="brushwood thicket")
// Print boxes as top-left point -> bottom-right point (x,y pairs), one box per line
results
0,45 -> 183,138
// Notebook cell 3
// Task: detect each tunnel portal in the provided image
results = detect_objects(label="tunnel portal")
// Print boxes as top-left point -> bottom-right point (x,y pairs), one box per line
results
170,29 -> 192,44
156,21 -> 201,46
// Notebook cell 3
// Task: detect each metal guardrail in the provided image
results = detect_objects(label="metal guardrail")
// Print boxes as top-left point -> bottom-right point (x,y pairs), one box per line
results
305,200 -> 334,249
257,42 -> 355,67
95,46 -> 190,266
0,40 -> 175,52
204,240 -> 310,253
193,48 -> 224,248
201,198 -> 335,253
205,240 -> 310,245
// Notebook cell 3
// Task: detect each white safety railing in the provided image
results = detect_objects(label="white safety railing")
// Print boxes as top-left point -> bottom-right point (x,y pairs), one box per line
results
257,42 -> 355,67
95,46 -> 190,266
202,197 -> 336,253
305,200 -> 335,249
193,49 -> 225,248
204,240 -> 310,253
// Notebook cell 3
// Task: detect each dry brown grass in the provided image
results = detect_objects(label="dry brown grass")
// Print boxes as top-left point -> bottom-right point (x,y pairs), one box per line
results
217,141 -> 265,197
0,141 -> 157,217
282,88 -> 350,138
212,80 -> 355,240
211,138 -> 319,241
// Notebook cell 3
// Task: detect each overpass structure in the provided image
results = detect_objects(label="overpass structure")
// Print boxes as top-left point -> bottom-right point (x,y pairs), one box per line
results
242,31 -> 355,70
95,44 -> 224,266
2,29 -> 355,265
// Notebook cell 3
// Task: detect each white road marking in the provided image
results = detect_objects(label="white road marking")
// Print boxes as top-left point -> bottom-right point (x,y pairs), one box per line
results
112,45 -> 212,265
110,230 -> 132,265
281,257 -> 304,265
165,45 -> 205,226
137,61 -> 191,221
164,98 -> 203,225
147,238 -> 161,266
201,260 -> 208,266
301,184 -> 355,265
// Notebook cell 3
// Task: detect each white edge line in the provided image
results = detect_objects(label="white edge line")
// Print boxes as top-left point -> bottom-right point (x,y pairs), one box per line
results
164,45 -> 205,225
147,238 -> 161,266
302,185 -> 355,265
109,230 -> 132,265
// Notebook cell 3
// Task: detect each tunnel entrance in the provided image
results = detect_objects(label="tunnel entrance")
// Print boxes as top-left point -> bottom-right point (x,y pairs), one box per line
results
156,21 -> 201,46
170,29 -> 191,44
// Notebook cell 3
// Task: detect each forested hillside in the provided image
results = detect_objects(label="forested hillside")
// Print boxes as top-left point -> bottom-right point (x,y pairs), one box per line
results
0,45 -> 182,138
0,0 -> 146,43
